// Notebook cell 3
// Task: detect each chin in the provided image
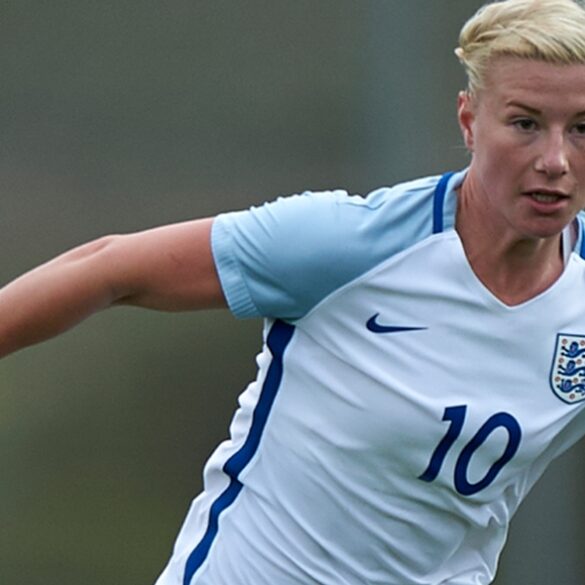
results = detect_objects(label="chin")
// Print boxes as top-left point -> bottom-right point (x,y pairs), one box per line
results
522,221 -> 569,241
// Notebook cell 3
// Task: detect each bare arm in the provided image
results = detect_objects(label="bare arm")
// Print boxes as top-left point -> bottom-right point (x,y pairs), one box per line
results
0,217 -> 226,358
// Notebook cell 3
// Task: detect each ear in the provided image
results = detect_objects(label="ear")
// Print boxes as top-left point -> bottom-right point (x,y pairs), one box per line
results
457,91 -> 476,152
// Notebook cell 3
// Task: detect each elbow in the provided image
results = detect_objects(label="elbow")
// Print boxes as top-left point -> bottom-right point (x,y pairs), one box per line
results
63,234 -> 121,262
59,234 -> 128,306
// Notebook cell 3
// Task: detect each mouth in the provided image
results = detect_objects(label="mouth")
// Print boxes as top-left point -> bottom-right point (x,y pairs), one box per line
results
526,191 -> 569,204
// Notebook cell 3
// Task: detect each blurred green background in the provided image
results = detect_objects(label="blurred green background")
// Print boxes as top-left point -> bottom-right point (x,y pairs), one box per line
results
1,1 -> 583,583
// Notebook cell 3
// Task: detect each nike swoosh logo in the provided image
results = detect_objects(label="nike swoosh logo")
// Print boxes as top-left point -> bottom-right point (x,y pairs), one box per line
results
366,313 -> 428,334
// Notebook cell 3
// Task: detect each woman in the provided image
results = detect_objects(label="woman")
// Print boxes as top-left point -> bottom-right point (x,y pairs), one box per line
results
2,1 -> 585,583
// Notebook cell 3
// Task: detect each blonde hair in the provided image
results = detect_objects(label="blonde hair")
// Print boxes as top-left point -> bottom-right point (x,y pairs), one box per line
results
456,0 -> 585,95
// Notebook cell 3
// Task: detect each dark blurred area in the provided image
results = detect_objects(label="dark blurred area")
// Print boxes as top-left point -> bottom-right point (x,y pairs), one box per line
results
0,1 -> 583,583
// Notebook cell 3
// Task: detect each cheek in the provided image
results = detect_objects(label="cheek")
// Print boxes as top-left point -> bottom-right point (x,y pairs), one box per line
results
574,152 -> 585,182
473,141 -> 511,180
473,128 -> 528,176
575,186 -> 585,208
470,141 -> 523,206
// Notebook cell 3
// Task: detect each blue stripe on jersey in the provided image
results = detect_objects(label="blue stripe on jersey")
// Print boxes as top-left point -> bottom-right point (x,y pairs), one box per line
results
432,172 -> 455,234
182,319 -> 296,585
578,216 -> 585,259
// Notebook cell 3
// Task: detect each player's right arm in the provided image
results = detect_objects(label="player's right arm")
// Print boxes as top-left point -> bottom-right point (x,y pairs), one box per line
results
0,217 -> 226,359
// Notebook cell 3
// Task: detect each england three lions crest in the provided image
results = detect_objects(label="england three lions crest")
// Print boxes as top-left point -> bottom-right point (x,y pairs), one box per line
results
550,334 -> 585,405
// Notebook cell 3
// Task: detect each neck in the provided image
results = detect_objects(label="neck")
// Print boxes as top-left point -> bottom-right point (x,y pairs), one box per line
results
455,191 -> 565,306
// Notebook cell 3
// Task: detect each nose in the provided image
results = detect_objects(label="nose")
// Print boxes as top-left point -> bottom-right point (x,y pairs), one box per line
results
534,130 -> 569,177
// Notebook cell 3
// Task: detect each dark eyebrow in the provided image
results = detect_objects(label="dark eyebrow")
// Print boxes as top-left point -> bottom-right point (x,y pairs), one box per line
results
505,101 -> 541,115
506,100 -> 585,118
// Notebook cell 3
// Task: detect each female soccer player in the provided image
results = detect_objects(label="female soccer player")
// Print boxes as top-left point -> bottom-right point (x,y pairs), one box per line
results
2,0 -> 585,583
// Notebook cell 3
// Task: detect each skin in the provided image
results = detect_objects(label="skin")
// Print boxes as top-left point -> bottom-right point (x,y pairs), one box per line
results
456,56 -> 585,305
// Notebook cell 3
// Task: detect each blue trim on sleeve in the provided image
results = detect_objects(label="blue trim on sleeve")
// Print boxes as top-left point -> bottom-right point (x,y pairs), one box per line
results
182,320 -> 296,585
432,172 -> 455,234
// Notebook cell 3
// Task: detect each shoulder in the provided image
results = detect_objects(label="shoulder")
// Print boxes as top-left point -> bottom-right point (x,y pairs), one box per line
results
211,174 -> 445,320
217,174 -> 442,256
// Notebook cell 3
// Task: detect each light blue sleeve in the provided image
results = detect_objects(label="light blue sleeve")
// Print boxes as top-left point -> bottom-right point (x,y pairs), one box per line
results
210,177 -> 442,320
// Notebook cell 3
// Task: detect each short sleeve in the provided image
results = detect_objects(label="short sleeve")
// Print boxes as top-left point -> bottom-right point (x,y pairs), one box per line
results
211,190 -> 369,320
210,176 -> 447,321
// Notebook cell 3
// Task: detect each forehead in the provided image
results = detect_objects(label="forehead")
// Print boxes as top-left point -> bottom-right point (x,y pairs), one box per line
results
481,56 -> 585,113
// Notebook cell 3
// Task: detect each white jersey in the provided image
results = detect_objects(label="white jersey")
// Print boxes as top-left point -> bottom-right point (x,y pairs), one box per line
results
155,170 -> 585,585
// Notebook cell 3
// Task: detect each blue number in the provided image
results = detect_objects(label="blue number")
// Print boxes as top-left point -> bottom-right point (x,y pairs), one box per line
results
419,406 -> 522,496
418,405 -> 466,483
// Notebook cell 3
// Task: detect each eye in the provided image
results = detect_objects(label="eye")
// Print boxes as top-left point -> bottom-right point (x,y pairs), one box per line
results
512,118 -> 537,132
573,121 -> 585,135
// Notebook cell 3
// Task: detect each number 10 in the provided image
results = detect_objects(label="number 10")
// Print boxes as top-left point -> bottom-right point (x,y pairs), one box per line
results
418,405 -> 522,496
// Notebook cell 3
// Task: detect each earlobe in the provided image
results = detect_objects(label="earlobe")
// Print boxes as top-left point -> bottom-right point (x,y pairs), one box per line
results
457,91 -> 475,152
